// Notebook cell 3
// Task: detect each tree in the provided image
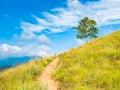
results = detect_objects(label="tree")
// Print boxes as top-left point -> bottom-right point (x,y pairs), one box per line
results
73,17 -> 98,43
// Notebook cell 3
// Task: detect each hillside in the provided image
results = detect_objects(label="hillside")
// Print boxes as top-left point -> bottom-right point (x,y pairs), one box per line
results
53,30 -> 120,90
0,56 -> 56,90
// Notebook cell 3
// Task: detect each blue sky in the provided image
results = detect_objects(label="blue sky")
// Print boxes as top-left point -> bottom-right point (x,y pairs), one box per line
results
0,0 -> 120,58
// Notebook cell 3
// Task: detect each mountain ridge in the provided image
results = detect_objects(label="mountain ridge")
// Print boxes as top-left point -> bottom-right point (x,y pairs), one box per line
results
0,56 -> 41,71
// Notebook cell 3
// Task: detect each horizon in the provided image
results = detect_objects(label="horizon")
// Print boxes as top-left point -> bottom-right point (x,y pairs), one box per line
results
0,0 -> 120,59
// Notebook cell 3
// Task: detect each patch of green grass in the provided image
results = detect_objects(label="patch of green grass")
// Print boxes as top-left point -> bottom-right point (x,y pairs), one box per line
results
0,56 -> 56,90
53,30 -> 120,90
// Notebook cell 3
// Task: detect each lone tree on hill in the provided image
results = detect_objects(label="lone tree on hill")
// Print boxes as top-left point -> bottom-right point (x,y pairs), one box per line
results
73,17 -> 98,43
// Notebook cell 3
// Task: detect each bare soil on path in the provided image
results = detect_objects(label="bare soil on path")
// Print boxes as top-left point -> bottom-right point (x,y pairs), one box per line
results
39,58 -> 59,90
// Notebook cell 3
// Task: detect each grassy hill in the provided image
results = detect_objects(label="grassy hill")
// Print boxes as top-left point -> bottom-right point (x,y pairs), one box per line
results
0,30 -> 120,90
0,56 -> 56,90
53,30 -> 120,90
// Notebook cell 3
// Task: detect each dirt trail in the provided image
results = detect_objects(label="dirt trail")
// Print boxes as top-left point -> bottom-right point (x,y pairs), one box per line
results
39,58 -> 59,90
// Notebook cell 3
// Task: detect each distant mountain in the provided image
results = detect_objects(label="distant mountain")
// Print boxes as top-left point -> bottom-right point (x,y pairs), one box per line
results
0,56 -> 41,71
0,66 -> 11,71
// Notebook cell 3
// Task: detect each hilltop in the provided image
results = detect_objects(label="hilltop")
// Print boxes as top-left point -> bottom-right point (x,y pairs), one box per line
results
0,30 -> 120,90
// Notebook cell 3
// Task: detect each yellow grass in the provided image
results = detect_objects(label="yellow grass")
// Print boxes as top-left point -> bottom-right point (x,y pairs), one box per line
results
0,56 -> 56,90
53,30 -> 120,90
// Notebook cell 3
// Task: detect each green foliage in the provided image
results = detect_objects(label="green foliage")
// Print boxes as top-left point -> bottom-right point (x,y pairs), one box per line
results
73,17 -> 98,43
53,30 -> 120,90
0,56 -> 56,90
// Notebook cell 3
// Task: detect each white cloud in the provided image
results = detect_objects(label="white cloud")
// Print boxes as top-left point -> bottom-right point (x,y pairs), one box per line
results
0,43 -> 53,59
32,15 -> 50,26
0,44 -> 22,59
20,21 -> 51,44
21,21 -> 45,39
75,39 -> 85,46
37,51 -> 51,58
50,28 -> 65,33
1,44 -> 8,52
0,44 -> 21,52
37,34 -> 50,44
38,45 -> 51,51
37,45 -> 53,57
27,45 -> 53,58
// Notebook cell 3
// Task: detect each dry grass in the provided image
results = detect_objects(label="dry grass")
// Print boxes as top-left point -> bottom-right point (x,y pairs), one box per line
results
53,30 -> 120,90
0,56 -> 56,90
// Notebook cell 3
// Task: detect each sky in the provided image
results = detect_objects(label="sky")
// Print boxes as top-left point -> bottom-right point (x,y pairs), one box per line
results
0,0 -> 120,59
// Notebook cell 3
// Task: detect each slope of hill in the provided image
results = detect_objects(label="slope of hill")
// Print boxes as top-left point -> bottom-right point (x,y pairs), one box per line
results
0,56 -> 56,90
53,30 -> 120,90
